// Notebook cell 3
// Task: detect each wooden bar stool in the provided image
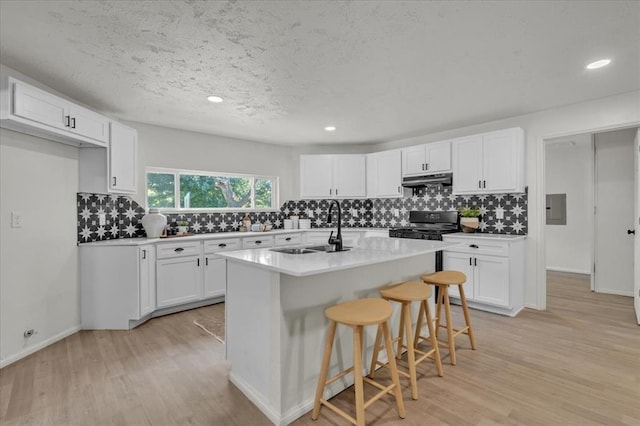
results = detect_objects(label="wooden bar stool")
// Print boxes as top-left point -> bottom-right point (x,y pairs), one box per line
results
312,298 -> 405,426
421,271 -> 476,365
369,282 -> 443,400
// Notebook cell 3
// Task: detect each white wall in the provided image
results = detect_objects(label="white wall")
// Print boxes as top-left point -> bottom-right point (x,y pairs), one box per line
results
545,134 -> 593,274
375,90 -> 640,309
0,128 -> 80,367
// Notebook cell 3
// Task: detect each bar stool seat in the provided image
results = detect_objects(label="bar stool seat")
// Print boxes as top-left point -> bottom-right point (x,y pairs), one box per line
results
312,298 -> 405,426
370,281 -> 443,400
421,271 -> 476,365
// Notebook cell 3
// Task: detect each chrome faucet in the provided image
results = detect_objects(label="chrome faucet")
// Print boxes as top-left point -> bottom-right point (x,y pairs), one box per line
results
327,200 -> 343,251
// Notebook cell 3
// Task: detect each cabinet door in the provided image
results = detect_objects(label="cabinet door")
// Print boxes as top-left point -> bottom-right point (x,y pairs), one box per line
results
452,135 -> 484,194
374,150 -> 403,197
69,104 -> 110,143
474,255 -> 510,307
443,251 -> 475,299
13,81 -> 69,131
156,256 -> 203,308
333,155 -> 366,198
402,145 -> 427,176
425,141 -> 451,173
482,129 -> 519,193
139,245 -> 156,317
300,155 -> 333,198
109,122 -> 137,194
204,256 -> 226,299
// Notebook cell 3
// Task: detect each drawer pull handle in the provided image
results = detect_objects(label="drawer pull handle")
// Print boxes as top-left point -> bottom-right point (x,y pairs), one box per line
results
469,257 -> 472,266
469,244 -> 479,249
142,249 -> 146,259
218,243 -> 227,248
174,247 -> 184,252
285,237 -> 291,241
474,258 -> 477,266
255,240 -> 262,244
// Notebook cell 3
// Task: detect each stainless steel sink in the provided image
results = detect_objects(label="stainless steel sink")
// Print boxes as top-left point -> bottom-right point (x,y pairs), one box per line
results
270,246 -> 352,255
270,248 -> 318,255
304,245 -> 351,252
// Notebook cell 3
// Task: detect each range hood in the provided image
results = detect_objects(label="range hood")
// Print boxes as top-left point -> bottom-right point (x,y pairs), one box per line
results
402,172 -> 453,188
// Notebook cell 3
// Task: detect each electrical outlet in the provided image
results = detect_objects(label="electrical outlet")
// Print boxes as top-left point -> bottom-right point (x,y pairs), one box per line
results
98,213 -> 106,226
307,210 -> 314,218
392,208 -> 399,217
11,211 -> 23,228
496,209 -> 504,220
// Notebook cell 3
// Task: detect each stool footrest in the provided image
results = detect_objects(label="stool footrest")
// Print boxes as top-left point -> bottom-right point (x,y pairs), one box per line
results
362,377 -> 397,409
325,367 -> 354,386
318,399 -> 358,425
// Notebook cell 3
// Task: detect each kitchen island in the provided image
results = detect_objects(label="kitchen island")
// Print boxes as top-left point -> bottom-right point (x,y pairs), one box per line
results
217,236 -> 460,425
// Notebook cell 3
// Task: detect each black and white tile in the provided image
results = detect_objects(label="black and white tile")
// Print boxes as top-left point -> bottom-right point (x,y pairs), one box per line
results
78,186 -> 527,243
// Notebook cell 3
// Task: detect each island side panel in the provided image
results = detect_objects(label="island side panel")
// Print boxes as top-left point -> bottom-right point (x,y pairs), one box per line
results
226,261 -> 283,424
278,253 -> 435,425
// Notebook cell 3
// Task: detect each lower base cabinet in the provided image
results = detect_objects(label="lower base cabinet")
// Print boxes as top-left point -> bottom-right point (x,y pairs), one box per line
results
204,256 -> 226,299
442,235 -> 525,316
156,255 -> 203,308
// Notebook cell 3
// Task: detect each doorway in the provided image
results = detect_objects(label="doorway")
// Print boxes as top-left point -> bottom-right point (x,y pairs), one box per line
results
544,127 -> 637,303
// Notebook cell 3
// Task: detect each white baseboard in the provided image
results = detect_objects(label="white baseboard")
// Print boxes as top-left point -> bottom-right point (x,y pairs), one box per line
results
595,288 -> 633,297
546,267 -> 591,275
0,325 -> 81,369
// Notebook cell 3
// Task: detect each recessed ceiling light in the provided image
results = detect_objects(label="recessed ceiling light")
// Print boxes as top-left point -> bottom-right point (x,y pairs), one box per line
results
207,95 -> 223,103
324,126 -> 336,132
586,59 -> 611,70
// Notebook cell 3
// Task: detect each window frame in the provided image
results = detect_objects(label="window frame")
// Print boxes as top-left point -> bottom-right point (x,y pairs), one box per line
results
145,166 -> 279,213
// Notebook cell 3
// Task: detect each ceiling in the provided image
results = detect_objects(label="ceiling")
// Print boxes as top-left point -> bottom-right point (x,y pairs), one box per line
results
1,1 -> 638,146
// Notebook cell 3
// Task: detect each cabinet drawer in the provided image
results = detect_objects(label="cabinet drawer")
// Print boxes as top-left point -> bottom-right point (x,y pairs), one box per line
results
157,241 -> 202,259
204,238 -> 241,254
275,233 -> 302,246
442,237 -> 509,257
242,235 -> 274,248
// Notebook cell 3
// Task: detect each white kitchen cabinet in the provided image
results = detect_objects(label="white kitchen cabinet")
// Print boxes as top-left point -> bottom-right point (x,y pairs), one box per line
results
203,237 -> 241,299
275,233 -> 302,246
79,121 -> 138,194
452,127 -> 525,194
442,234 -> 525,316
367,150 -> 403,198
156,241 -> 203,309
1,76 -> 109,147
139,245 -> 157,317
242,235 -> 274,248
80,244 -> 156,329
402,140 -> 451,177
300,154 -> 366,198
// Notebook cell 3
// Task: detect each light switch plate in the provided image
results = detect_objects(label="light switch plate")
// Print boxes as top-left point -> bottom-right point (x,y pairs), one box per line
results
496,209 -> 504,220
98,213 -> 106,226
11,211 -> 23,228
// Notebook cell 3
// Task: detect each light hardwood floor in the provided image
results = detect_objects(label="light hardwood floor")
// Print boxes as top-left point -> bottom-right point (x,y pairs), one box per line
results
1,272 -> 638,425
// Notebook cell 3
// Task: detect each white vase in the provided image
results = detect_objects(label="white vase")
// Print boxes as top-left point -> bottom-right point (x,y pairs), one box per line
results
141,208 -> 167,238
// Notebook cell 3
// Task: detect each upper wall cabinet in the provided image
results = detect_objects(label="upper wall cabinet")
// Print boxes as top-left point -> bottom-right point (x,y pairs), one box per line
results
402,140 -> 451,177
452,127 -> 525,194
367,149 -> 403,198
0,76 -> 109,147
300,154 -> 366,199
79,121 -> 138,194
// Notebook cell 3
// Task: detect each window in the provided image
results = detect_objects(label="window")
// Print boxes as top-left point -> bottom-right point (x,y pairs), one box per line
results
146,168 -> 278,211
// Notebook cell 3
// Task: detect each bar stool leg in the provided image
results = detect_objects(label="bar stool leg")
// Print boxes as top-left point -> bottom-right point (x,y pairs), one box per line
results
369,326 -> 383,378
458,284 -> 477,350
396,304 -> 405,360
413,301 -> 425,349
401,302 -> 419,400
353,325 -> 365,426
435,286 -> 444,340
423,300 -> 444,377
312,320 -> 337,420
442,286 -> 456,365
381,321 -> 406,419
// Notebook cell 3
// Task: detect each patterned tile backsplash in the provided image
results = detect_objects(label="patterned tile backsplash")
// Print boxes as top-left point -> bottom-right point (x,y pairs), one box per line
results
77,186 -> 527,243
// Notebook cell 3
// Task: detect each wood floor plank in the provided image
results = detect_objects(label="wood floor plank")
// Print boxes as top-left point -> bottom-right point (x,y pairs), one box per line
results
1,274 -> 638,425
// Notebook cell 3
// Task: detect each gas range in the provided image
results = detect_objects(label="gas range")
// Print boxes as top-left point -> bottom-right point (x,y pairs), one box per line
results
389,211 -> 460,271
389,211 -> 460,240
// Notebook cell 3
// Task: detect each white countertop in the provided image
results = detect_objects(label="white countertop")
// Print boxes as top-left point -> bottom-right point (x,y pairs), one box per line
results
217,237 -> 460,277
443,232 -> 527,241
78,228 -> 390,247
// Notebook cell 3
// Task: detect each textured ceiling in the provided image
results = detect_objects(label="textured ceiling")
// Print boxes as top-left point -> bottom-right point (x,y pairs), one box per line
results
0,1 -> 638,145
